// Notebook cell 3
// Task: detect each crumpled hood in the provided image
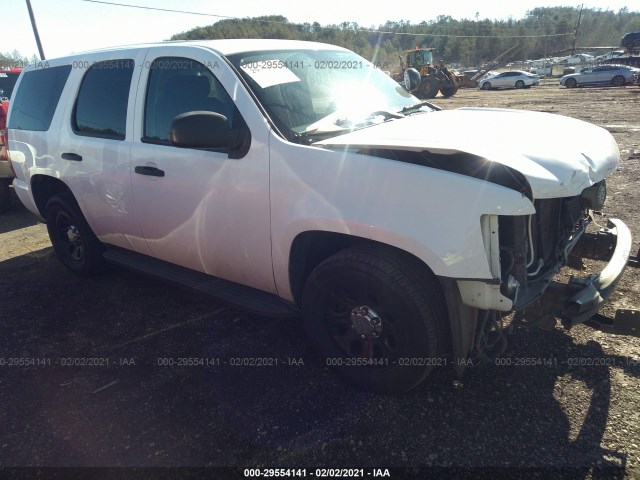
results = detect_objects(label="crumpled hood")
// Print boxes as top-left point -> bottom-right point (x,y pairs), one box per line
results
316,107 -> 620,199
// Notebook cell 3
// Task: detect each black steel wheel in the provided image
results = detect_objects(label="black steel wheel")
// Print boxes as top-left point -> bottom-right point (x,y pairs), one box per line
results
302,245 -> 449,392
45,193 -> 106,275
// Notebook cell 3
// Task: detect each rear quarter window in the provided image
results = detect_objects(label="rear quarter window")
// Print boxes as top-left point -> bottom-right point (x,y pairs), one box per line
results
8,65 -> 72,131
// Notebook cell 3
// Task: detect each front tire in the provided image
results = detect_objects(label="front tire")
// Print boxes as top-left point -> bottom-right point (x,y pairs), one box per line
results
417,76 -> 440,99
46,193 -> 106,275
481,82 -> 492,90
440,86 -> 458,97
565,78 -> 577,88
302,245 -> 449,392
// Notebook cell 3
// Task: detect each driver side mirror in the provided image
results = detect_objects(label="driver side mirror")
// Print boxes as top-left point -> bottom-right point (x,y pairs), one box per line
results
169,111 -> 250,159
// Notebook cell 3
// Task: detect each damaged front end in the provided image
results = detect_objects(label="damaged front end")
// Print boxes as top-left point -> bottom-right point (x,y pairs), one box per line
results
457,180 -> 636,367
500,181 -> 633,332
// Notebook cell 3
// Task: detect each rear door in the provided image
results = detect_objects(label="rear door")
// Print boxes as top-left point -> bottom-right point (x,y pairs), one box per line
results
589,66 -> 609,85
129,46 -> 275,294
57,51 -> 147,252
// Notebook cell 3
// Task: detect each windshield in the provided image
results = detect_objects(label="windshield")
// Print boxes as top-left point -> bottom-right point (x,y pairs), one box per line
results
418,50 -> 433,64
227,49 -> 423,142
0,72 -> 20,101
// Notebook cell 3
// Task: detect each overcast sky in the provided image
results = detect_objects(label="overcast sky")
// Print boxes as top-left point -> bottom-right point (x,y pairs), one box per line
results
4,0 -> 635,59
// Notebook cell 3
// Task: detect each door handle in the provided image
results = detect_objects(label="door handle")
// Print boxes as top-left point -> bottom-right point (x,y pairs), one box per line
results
135,166 -> 165,177
61,153 -> 82,161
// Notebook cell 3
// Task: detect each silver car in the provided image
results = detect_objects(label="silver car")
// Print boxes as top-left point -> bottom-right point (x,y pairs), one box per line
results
479,71 -> 540,90
560,64 -> 639,88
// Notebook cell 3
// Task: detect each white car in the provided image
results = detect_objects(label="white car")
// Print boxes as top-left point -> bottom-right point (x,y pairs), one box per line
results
479,70 -> 540,90
7,40 -> 632,392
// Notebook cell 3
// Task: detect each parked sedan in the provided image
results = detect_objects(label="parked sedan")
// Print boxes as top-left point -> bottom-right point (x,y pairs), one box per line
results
560,64 -> 639,88
479,71 -> 540,90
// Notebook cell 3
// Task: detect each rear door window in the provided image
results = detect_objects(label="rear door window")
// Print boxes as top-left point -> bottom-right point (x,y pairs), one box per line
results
8,65 -> 72,131
73,59 -> 135,140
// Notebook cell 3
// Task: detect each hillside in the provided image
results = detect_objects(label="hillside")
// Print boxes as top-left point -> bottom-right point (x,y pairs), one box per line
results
170,7 -> 640,68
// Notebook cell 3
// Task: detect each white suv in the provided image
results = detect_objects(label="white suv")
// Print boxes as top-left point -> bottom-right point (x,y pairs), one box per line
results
7,40 -> 633,392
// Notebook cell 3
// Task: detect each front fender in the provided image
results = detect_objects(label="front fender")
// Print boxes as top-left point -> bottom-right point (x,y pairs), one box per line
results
269,133 -> 535,301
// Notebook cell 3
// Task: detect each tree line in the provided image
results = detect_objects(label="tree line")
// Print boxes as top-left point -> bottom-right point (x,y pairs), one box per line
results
170,7 -> 640,68
4,7 -> 638,69
0,50 -> 39,69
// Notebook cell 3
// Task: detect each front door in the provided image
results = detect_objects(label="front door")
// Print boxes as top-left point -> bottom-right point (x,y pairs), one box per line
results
129,47 -> 275,294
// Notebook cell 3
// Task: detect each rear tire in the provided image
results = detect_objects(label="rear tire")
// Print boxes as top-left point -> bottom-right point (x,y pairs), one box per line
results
611,75 -> 625,87
515,80 -> 525,89
45,193 -> 107,275
0,180 -> 11,213
302,245 -> 449,392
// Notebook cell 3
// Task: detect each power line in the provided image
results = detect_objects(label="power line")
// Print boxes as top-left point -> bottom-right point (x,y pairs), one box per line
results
82,0 -> 237,20
80,0 -> 574,39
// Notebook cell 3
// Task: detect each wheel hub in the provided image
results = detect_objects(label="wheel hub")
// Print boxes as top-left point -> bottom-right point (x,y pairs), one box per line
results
350,306 -> 383,339
66,225 -> 80,243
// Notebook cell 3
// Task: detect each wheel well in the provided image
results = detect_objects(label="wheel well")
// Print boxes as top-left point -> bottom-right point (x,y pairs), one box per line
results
31,175 -> 72,217
288,231 -> 440,306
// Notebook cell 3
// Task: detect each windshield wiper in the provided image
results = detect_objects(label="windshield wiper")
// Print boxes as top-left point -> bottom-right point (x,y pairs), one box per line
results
296,110 -> 405,145
365,110 -> 404,120
296,129 -> 351,145
400,101 -> 443,114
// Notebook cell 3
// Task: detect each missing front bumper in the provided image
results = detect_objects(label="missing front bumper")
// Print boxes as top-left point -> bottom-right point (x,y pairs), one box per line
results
522,218 -> 636,333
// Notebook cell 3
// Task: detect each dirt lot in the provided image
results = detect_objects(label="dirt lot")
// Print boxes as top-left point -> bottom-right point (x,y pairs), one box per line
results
1,80 -> 640,477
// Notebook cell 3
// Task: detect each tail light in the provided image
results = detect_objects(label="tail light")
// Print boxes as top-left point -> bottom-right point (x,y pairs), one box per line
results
0,102 -> 7,161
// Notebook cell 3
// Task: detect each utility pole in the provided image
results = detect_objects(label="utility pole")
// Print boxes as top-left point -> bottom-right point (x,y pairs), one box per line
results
572,4 -> 584,54
25,0 -> 45,60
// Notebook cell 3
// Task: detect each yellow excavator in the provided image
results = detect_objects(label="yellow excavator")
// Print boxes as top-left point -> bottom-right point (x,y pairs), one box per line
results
393,44 -> 522,98
392,47 -> 466,98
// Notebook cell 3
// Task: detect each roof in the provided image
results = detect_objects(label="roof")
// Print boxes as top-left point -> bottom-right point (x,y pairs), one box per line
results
67,39 -> 348,58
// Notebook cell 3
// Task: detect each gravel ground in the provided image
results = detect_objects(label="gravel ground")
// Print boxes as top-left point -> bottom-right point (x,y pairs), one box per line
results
0,79 -> 639,479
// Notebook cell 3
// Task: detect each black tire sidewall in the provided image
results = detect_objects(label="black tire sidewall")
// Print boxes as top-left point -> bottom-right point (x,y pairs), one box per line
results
612,76 -> 624,87
418,77 -> 439,99
302,250 -> 444,392
45,193 -> 105,275
0,180 -> 11,213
